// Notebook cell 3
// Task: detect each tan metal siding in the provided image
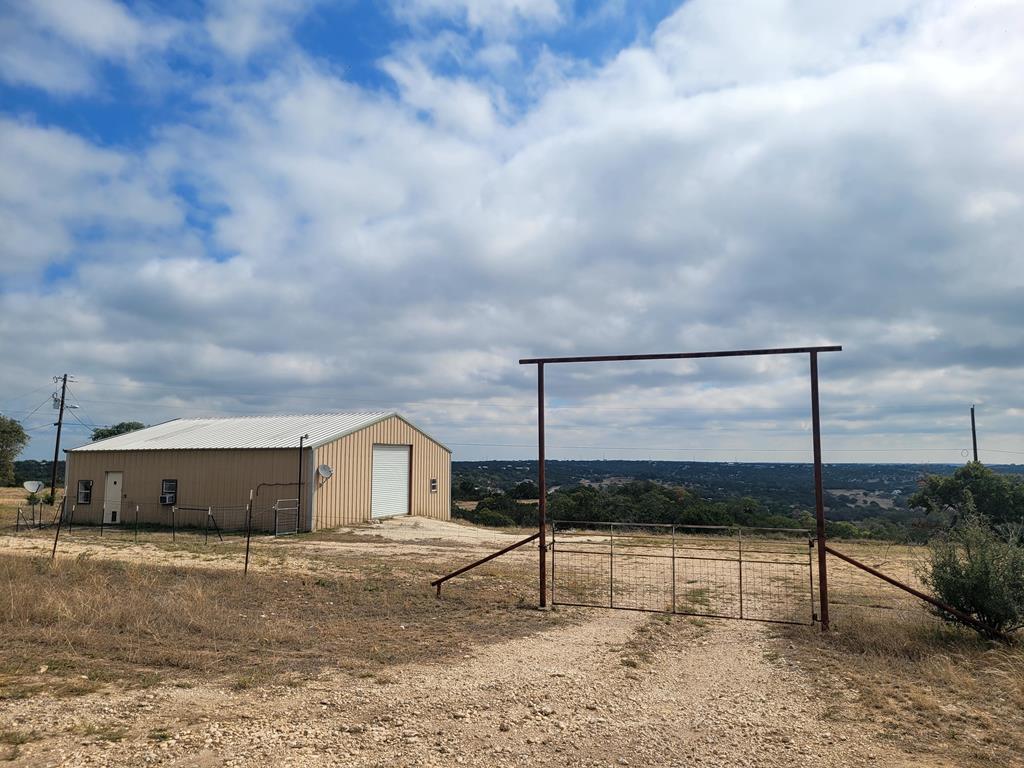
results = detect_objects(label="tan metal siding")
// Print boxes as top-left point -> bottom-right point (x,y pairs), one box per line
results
64,448 -> 300,526
313,415 -> 451,529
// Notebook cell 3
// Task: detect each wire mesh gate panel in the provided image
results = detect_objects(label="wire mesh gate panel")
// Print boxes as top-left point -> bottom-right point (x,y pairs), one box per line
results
273,498 -> 299,535
551,522 -> 815,625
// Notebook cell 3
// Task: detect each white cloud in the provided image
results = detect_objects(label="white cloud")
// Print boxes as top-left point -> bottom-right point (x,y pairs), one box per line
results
0,117 -> 184,275
381,55 -> 500,137
27,0 -> 154,57
0,0 -> 179,94
1,0 -> 1023,462
204,0 -> 319,60
393,0 -> 564,36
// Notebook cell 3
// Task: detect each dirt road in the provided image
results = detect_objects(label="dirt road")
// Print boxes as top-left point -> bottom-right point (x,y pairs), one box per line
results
5,601 -> 906,767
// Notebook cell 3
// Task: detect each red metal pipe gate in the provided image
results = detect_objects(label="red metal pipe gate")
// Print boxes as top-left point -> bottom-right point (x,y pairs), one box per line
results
519,345 -> 842,630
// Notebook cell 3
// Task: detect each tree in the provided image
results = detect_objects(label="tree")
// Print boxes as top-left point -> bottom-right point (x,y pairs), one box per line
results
509,480 -> 539,500
909,461 -> 1024,528
91,421 -> 146,442
0,416 -> 28,486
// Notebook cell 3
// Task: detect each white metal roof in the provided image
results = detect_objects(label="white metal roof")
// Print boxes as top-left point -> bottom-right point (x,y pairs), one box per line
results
68,411 -> 449,452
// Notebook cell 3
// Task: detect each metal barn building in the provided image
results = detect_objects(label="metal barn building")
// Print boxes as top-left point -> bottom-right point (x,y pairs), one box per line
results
63,412 -> 451,531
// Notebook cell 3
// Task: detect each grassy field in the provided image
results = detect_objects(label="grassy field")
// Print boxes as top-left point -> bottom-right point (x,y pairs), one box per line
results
3,485 -> 1023,766
0,548 -> 563,702
778,612 -> 1024,767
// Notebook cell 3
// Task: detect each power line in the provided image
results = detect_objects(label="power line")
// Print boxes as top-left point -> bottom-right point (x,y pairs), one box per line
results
62,377 -> 1016,415
444,441 -> 989,453
0,383 -> 54,406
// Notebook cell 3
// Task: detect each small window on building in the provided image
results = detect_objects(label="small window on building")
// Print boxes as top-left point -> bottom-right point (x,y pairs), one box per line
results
430,478 -> 438,494
77,480 -> 92,504
160,479 -> 177,505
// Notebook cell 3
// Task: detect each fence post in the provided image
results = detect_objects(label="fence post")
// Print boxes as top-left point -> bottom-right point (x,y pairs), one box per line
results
172,506 -> 176,542
737,527 -> 744,620
99,508 -> 104,537
204,506 -> 210,544
50,503 -> 71,561
274,503 -> 278,537
671,525 -> 677,613
550,521 -> 556,606
135,505 -> 139,543
15,507 -> 21,533
808,537 -> 816,623
609,524 -> 615,609
244,490 -> 254,575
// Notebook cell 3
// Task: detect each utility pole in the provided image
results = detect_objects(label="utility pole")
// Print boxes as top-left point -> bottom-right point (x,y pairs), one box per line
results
50,374 -> 68,503
970,405 -> 978,462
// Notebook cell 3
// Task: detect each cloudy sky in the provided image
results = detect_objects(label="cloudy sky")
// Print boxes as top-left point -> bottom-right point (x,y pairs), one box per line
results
1,0 -> 1021,464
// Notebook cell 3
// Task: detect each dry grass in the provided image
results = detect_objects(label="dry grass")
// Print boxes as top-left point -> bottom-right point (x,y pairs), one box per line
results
0,549 -> 566,699
0,487 -> 43,529
0,728 -> 40,762
777,612 -> 1024,766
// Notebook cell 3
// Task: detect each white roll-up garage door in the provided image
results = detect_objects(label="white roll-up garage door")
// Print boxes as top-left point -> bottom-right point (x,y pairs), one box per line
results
371,444 -> 411,519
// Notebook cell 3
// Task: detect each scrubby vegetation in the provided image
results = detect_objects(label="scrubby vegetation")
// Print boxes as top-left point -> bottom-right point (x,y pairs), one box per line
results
924,515 -> 1024,636
909,461 -> 1024,527
453,460 -> 1024,542
454,480 -> 885,537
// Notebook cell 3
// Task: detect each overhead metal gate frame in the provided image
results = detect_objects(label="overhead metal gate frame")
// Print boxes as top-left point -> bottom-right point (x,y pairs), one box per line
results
520,345 -> 842,630
550,521 -> 816,625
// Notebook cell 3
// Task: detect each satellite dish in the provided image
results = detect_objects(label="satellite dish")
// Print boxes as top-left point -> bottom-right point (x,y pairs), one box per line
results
317,464 -> 334,480
23,481 -> 44,494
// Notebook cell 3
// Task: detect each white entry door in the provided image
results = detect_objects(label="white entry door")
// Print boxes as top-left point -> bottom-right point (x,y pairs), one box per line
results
371,445 -> 410,519
103,472 -> 123,524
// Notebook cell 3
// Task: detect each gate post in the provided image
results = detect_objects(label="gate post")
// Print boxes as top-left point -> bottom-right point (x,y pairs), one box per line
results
810,352 -> 830,631
537,362 -> 547,608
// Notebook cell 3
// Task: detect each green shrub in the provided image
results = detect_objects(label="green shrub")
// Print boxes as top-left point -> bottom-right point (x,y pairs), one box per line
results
473,508 -> 516,527
452,505 -> 516,528
924,515 -> 1024,636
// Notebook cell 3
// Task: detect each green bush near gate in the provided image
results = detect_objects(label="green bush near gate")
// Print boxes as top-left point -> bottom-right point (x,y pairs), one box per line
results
924,514 -> 1024,637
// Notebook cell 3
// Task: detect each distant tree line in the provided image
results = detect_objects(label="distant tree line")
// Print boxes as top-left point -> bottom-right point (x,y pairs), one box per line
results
453,480 -> 903,539
0,417 -> 145,488
454,463 -> 1024,543
12,460 -> 64,487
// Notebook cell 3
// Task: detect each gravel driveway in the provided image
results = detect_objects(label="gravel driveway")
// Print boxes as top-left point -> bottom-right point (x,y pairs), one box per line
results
4,599 -> 918,767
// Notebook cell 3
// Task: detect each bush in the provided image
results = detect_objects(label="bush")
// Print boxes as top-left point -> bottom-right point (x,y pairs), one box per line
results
924,515 -> 1024,636
452,504 -> 516,528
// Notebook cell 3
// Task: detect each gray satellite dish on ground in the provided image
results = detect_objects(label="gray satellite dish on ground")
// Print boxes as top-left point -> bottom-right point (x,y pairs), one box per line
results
317,464 -> 334,480
23,480 -> 44,494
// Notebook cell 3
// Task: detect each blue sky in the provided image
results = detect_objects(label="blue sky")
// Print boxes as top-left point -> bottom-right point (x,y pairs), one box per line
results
1,0 -> 1022,464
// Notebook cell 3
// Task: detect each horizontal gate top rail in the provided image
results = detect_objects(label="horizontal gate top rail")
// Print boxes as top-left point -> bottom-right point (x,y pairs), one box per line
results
551,520 -> 811,535
520,345 -> 842,365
